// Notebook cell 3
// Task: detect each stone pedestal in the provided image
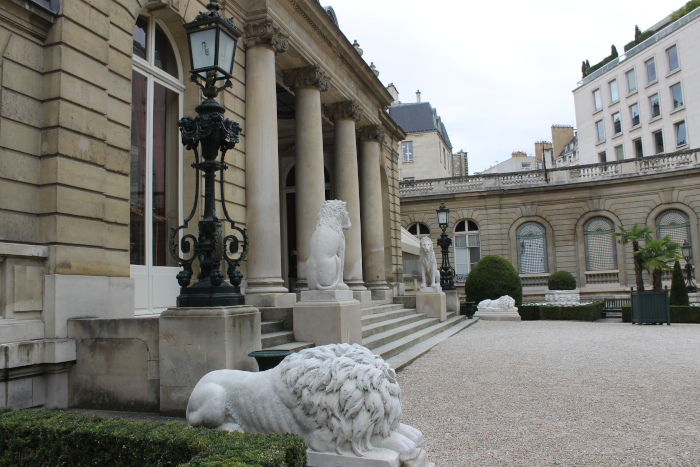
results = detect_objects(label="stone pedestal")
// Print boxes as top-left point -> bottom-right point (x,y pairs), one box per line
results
307,447 -> 433,467
474,307 -> 521,321
245,292 -> 296,308
444,290 -> 459,312
544,289 -> 581,306
159,306 -> 261,416
416,290 -> 446,322
370,288 -> 394,303
353,289 -> 373,305
293,290 -> 361,345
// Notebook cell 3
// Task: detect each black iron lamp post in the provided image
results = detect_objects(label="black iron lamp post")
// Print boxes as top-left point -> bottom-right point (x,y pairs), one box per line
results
681,241 -> 696,292
168,0 -> 248,307
436,201 -> 455,291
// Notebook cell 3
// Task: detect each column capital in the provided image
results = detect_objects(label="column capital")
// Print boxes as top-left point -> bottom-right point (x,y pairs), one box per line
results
357,124 -> 386,144
243,19 -> 289,54
323,100 -> 362,122
283,66 -> 330,92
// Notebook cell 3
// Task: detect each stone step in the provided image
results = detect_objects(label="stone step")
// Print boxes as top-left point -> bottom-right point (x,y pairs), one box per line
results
361,303 -> 404,317
362,312 -> 427,339
384,317 -> 479,371
361,307 -> 417,326
263,341 -> 315,352
362,317 -> 440,351
261,330 -> 294,348
261,320 -> 285,334
372,314 -> 470,363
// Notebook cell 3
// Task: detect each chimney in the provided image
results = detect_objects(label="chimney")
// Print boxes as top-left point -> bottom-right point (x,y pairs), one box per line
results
386,83 -> 399,105
550,125 -> 574,159
416,90 -> 421,103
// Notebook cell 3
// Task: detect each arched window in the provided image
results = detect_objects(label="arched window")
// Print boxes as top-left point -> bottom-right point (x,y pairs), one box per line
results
130,15 -> 185,313
583,217 -> 617,271
656,209 -> 691,265
516,222 -> 548,274
407,223 -> 430,236
454,220 -> 480,279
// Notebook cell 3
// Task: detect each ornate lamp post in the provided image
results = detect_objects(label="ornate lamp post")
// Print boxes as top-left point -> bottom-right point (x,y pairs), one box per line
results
436,201 -> 455,291
681,241 -> 696,292
169,1 -> 248,307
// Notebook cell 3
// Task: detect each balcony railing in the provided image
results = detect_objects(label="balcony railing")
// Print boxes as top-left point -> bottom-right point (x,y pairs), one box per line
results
577,8 -> 700,88
400,150 -> 700,197
585,270 -> 619,285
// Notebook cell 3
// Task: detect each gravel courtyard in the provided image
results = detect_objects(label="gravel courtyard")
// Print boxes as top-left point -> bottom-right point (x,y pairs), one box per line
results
397,320 -> 700,466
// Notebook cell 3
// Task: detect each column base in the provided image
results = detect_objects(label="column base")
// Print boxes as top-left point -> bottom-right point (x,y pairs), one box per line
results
444,290 -> 460,312
159,306 -> 261,416
245,292 -> 297,308
293,292 -> 361,345
345,279 -> 367,291
245,277 -> 289,295
353,290 -> 373,305
416,291 -> 446,322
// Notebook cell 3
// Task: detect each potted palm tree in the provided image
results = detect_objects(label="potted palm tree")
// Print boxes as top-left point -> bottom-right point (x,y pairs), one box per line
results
630,235 -> 681,325
611,223 -> 655,292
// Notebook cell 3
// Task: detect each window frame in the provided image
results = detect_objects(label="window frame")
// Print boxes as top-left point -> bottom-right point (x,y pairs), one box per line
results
583,217 -> 618,271
626,68 -> 637,94
454,220 -> 481,280
516,222 -> 549,275
402,141 -> 414,162
593,88 -> 602,112
609,78 -> 619,103
629,102 -> 640,127
598,151 -> 607,163
675,120 -> 687,148
666,44 -> 680,73
653,129 -> 664,154
612,111 -> 622,135
615,144 -> 624,161
670,82 -> 684,109
646,57 -> 657,84
596,119 -> 605,142
633,137 -> 643,158
649,93 -> 661,119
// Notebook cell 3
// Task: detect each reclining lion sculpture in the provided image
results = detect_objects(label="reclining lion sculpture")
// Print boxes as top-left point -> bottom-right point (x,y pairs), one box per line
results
187,343 -> 431,465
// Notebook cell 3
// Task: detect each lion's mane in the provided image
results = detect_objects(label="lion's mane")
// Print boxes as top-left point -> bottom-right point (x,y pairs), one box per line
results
316,199 -> 348,235
279,343 -> 402,457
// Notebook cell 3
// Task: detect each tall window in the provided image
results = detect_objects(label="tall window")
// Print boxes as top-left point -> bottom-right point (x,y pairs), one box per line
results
646,58 -> 656,83
656,210 -> 690,261
593,89 -> 602,111
609,79 -> 618,102
596,120 -> 605,142
516,222 -> 548,274
671,83 -> 683,108
599,151 -> 607,163
667,45 -> 679,72
675,121 -> 687,147
454,220 -> 480,280
130,15 -> 185,312
615,144 -> 624,161
630,103 -> 640,126
626,69 -> 637,93
407,223 -> 430,236
612,112 -> 621,134
653,130 -> 664,154
649,94 -> 660,118
402,141 -> 414,162
584,217 -> 617,271
634,138 -> 643,158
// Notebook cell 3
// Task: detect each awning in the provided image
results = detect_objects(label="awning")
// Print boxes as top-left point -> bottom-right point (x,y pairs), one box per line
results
401,227 -> 420,256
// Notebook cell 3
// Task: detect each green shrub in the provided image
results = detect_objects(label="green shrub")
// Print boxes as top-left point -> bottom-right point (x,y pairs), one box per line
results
0,409 -> 307,467
547,271 -> 577,290
464,255 -> 522,305
518,304 -> 541,321
671,0 -> 700,22
623,30 -> 655,52
622,304 -> 699,323
538,302 -> 603,321
622,304 -> 631,322
670,261 -> 690,306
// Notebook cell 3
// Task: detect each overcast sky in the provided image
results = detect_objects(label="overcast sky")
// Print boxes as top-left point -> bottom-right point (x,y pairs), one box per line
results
329,1 -> 682,173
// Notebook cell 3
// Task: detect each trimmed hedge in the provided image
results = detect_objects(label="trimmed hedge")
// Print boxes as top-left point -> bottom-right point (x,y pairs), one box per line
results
623,304 -> 700,323
547,271 -> 577,291
518,304 -> 541,321
518,302 -> 603,321
0,409 -> 307,467
464,255 -> 523,306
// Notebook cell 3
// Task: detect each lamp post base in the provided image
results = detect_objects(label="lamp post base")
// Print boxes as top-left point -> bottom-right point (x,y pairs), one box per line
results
176,284 -> 245,307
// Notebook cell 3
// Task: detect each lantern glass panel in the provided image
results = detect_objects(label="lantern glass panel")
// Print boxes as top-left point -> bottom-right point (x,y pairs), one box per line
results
437,211 -> 448,226
190,28 -> 217,74
218,29 -> 236,77
682,242 -> 691,259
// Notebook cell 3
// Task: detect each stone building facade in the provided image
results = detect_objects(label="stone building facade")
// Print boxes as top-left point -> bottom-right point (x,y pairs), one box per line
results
400,151 -> 700,299
0,0 -> 405,409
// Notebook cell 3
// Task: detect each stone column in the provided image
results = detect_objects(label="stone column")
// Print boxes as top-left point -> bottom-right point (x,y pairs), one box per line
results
357,125 -> 391,299
283,66 -> 330,290
242,20 -> 296,307
323,101 -> 367,298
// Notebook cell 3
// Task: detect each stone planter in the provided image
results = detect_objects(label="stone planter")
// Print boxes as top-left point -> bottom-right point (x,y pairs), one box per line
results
545,289 -> 581,306
631,289 -> 670,325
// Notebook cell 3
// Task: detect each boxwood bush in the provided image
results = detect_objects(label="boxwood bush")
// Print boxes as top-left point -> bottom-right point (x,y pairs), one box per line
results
0,409 -> 306,466
464,255 -> 523,305
547,271 -> 577,290
623,304 -> 700,323
517,304 -> 541,321
539,302 -> 602,321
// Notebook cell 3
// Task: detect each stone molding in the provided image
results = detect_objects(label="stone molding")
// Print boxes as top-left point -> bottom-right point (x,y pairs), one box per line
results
243,19 -> 289,54
283,66 -> 330,92
357,124 -> 386,143
323,100 -> 362,122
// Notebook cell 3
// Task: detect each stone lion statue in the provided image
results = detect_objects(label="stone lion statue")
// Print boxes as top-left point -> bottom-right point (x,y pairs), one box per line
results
419,236 -> 440,290
306,200 -> 351,290
477,295 -> 517,311
186,343 -> 431,465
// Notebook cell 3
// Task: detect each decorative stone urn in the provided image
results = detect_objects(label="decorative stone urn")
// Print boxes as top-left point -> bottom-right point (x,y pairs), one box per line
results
544,289 -> 581,306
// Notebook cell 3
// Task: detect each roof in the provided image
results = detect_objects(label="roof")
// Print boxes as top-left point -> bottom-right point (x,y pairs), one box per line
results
557,134 -> 578,158
387,102 -> 452,149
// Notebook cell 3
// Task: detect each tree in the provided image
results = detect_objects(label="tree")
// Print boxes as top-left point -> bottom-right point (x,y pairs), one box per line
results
581,60 -> 588,78
464,255 -> 523,306
611,45 -> 618,58
634,25 -> 641,42
670,260 -> 690,306
635,235 -> 682,291
611,223 -> 655,291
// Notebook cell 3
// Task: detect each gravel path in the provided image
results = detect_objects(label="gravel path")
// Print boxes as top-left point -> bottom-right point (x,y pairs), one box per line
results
396,320 -> 700,466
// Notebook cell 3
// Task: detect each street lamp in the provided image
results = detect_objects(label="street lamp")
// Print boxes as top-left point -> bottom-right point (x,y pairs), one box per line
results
168,0 -> 248,307
436,201 -> 455,290
681,241 -> 696,292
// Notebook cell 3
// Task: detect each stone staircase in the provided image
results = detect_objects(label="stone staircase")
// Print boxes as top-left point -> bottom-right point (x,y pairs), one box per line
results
261,298 -> 476,370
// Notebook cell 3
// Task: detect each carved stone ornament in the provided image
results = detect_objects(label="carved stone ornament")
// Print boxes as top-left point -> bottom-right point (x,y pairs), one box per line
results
357,124 -> 386,143
323,100 -> 362,122
283,65 -> 330,92
186,343 -> 434,466
419,237 -> 440,291
307,200 -> 351,291
243,19 -> 289,54
477,295 -> 518,313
